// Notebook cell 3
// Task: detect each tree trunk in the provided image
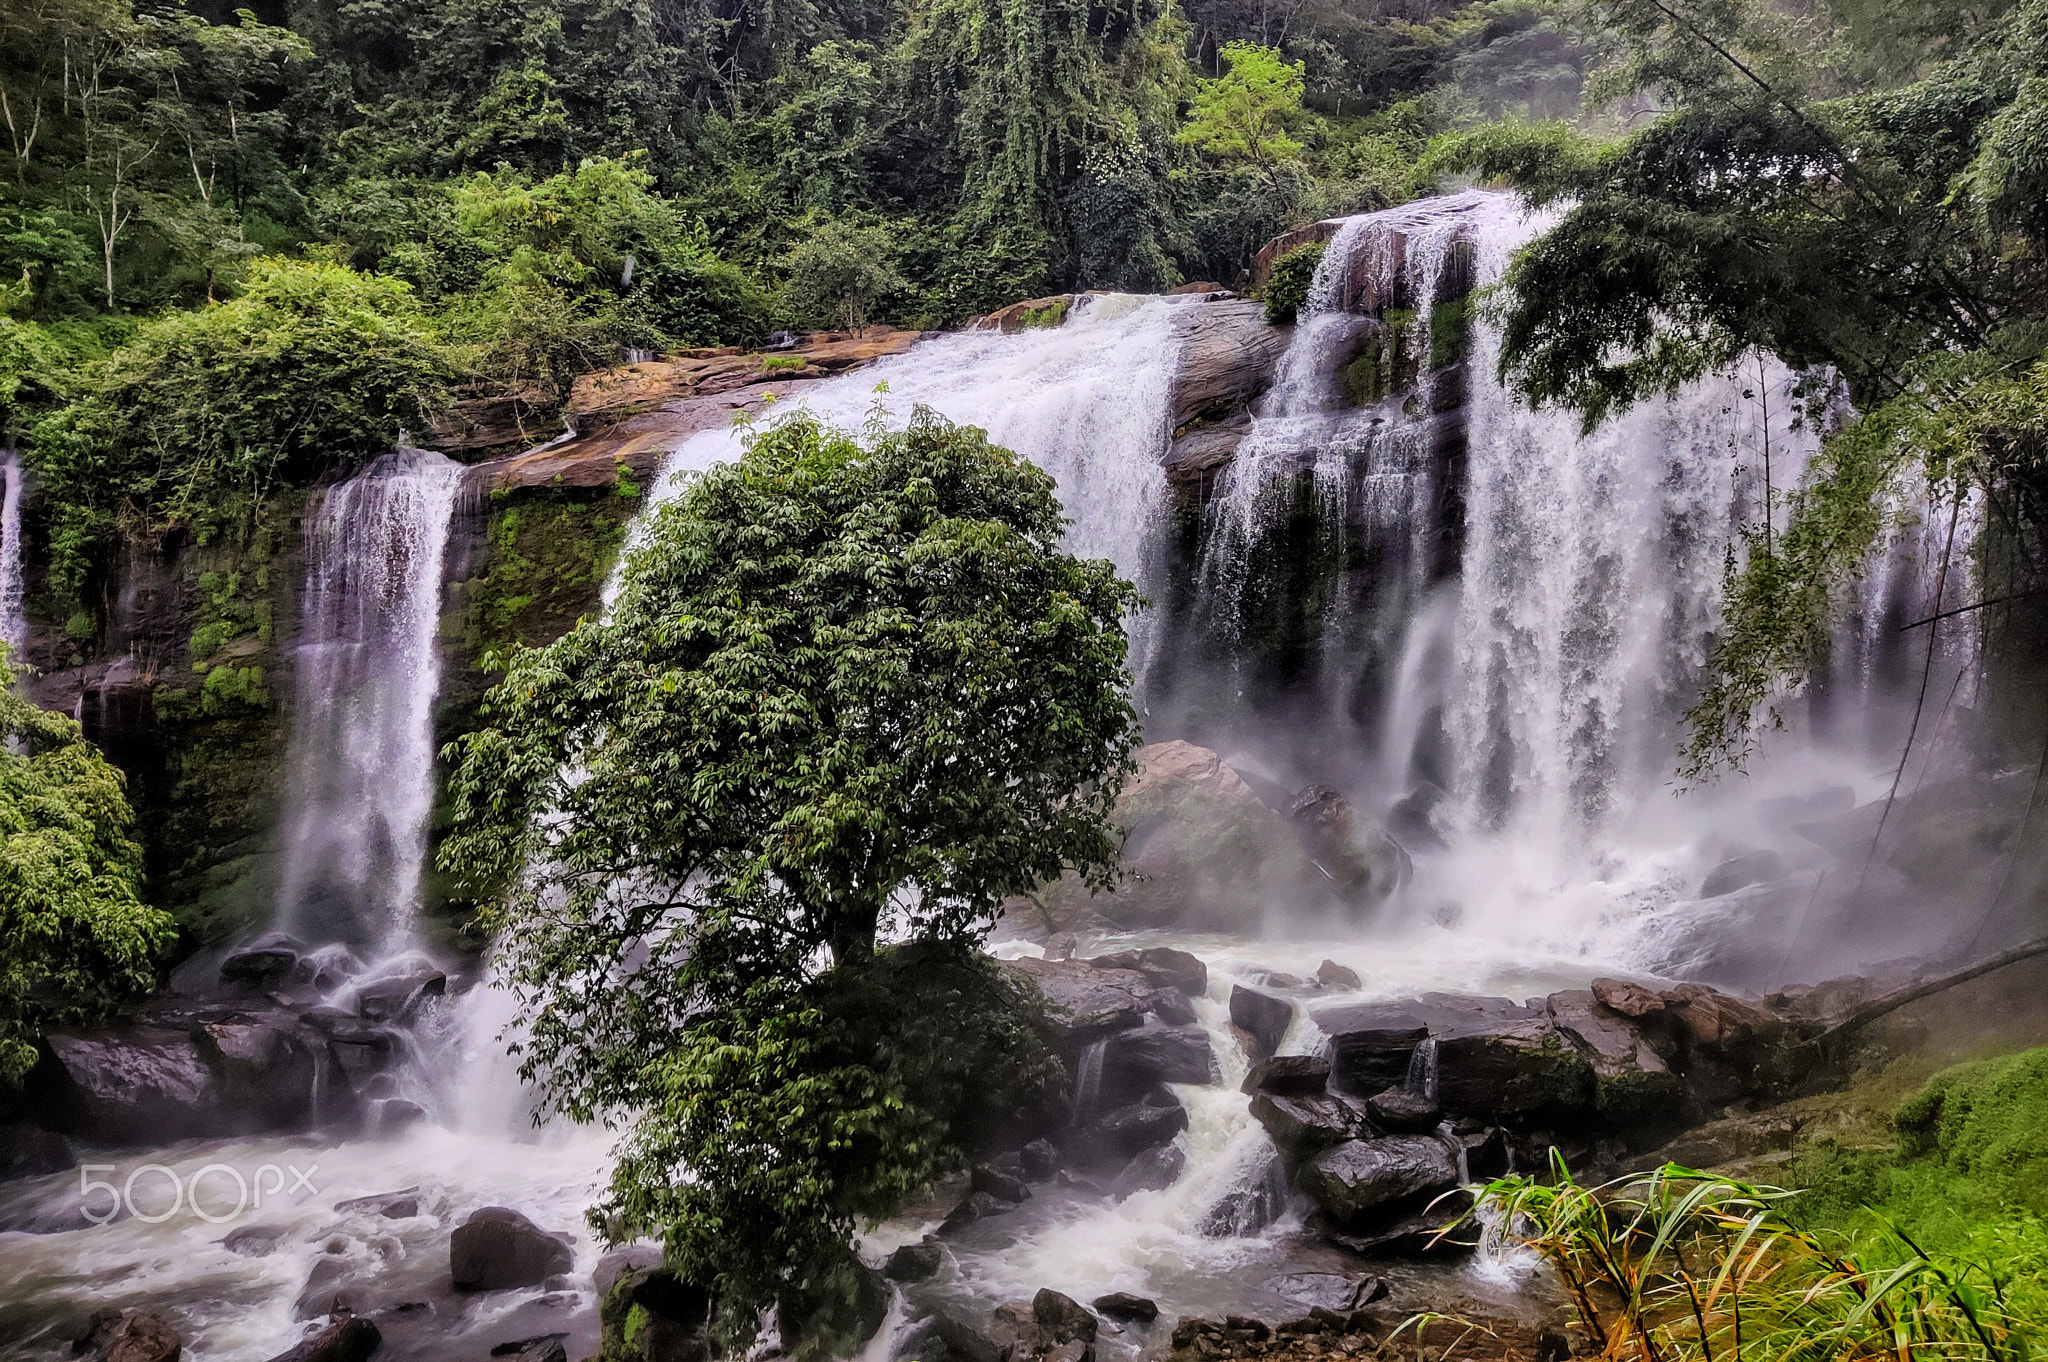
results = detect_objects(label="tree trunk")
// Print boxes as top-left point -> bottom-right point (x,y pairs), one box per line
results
1807,934 -> 2048,1054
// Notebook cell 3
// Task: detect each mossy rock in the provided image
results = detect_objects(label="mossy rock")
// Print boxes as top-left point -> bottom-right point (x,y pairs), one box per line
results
1263,242 -> 1327,325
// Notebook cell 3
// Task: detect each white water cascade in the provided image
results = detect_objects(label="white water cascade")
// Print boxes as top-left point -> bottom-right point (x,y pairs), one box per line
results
272,446 -> 466,948
1,450 -> 26,664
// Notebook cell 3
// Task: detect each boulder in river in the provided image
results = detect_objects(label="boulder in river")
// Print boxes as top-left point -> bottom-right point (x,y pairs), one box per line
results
1022,741 -> 1325,932
885,1238 -> 944,1282
1093,1292 -> 1159,1323
1001,957 -> 1154,1041
1243,1054 -> 1331,1096
1083,947 -> 1208,996
598,1254 -> 715,1362
1287,785 -> 1412,910
1088,1088 -> 1190,1158
1295,1135 -> 1460,1226
1104,1023 -> 1215,1094
75,1308 -> 183,1362
1229,986 -> 1294,1062
450,1207 -> 574,1291
1249,1091 -> 1369,1155
265,1313 -> 382,1362
220,945 -> 299,987
0,1123 -> 74,1180
1700,850 -> 1787,898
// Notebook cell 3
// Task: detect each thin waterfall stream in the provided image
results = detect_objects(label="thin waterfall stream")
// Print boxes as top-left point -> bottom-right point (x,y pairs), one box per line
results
1,450 -> 25,664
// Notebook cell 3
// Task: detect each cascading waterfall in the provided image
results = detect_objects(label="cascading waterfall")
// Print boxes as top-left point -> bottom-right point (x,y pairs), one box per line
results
1442,196 -> 1821,838
2,194 -> 1985,1360
272,445 -> 465,948
0,450 -> 25,663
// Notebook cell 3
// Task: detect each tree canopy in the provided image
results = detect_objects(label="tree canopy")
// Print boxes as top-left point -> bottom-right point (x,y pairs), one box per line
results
440,407 -> 1141,1344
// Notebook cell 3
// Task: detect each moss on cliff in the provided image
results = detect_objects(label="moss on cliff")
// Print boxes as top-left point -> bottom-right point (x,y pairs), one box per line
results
462,481 -> 639,660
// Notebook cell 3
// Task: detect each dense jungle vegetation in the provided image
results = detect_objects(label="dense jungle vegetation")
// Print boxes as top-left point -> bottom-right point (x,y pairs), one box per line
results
7,0 -> 2048,1352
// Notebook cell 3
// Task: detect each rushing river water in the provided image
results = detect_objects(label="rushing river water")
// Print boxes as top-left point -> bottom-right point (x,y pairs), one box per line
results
0,193 -> 1971,1359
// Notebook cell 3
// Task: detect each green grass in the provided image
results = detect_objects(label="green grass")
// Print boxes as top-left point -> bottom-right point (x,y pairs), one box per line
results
1475,1047 -> 2048,1361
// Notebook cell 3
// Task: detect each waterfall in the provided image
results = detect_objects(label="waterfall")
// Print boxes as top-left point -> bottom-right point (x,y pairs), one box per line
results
0,450 -> 25,665
1441,196 -> 1822,836
272,445 -> 465,948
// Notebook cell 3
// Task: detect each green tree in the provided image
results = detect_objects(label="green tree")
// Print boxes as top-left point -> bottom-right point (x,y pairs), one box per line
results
31,256 -> 452,596
1178,42 -> 1310,199
441,407 -> 1140,1348
779,222 -> 908,333
1,647 -> 175,1084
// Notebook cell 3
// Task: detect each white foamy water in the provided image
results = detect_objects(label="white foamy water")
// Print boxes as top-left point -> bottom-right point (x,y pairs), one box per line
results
1,450 -> 25,664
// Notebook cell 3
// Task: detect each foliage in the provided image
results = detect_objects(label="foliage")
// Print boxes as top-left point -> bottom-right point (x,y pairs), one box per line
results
27,258 -> 452,598
1263,240 -> 1325,324
0,648 -> 175,1083
1179,43 -> 1310,197
780,223 -> 909,334
601,943 -> 1061,1357
441,408 -> 1140,1342
1478,1155 -> 2047,1362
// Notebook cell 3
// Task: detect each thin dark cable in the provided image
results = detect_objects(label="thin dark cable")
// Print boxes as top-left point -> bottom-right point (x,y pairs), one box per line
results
1848,492 -> 1964,907
1897,588 -> 2048,633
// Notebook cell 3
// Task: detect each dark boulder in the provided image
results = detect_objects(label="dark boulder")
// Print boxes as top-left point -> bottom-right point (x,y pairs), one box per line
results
1249,1092 -> 1367,1155
1269,1272 -> 1387,1311
884,1238 -> 944,1281
354,968 -> 447,1023
221,946 -> 298,987
37,1026 -> 227,1143
1093,1293 -> 1158,1324
971,1163 -> 1030,1204
1316,960 -> 1362,990
75,1308 -> 183,1362
1034,1289 -> 1099,1344
1229,986 -> 1294,1062
1141,987 -> 1200,1027
1434,1017 -> 1595,1120
1109,1143 -> 1187,1196
1089,1090 -> 1189,1158
599,1259 -> 715,1362
1309,1002 -> 1430,1093
369,1099 -> 428,1137
939,1189 -> 1014,1234
223,1224 -> 289,1256
450,1207 -> 574,1291
490,1338 -> 568,1362
1320,1189 -> 1482,1256
900,1314 -> 1004,1362
0,1123 -> 74,1180
1085,948 -> 1208,997
1364,1087 -> 1440,1133
593,1246 -> 665,1300
192,1019 -> 321,1125
1104,1024 -> 1215,1094
1002,958 -> 1154,1041
1545,990 -> 1682,1128
1243,1054 -> 1331,1096
1020,1138 -> 1059,1181
1700,850 -> 1787,899
264,1314 -> 382,1362
293,1254 -> 356,1320
1296,1136 -> 1459,1227
1288,785 -> 1412,908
